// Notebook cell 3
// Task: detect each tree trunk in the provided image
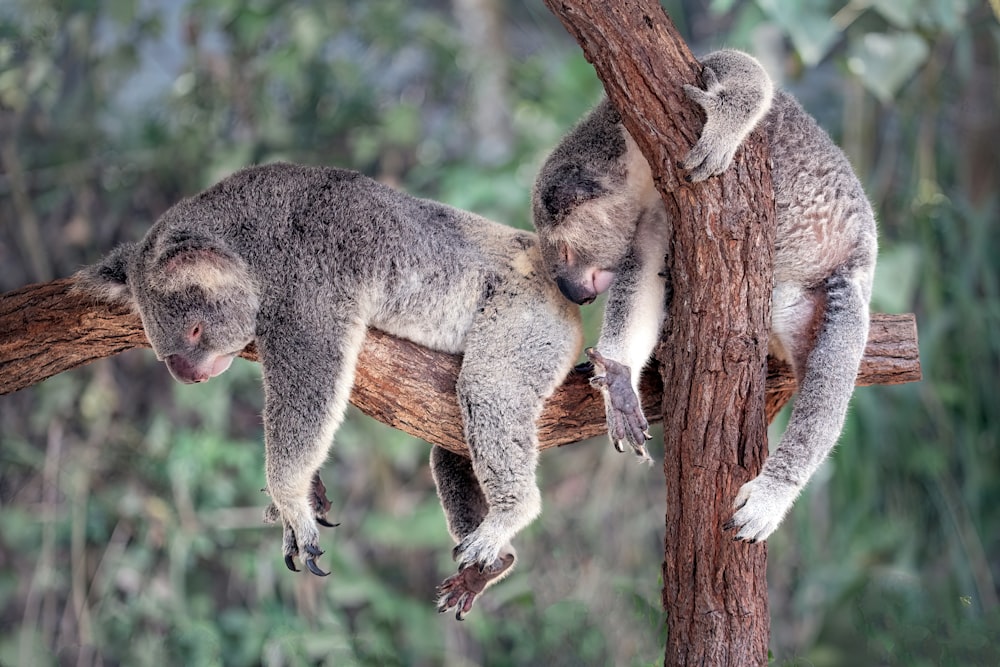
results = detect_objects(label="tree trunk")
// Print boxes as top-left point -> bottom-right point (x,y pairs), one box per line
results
543,1 -> 774,663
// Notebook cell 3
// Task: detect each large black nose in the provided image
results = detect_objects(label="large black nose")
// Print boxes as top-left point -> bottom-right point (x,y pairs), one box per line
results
556,276 -> 596,305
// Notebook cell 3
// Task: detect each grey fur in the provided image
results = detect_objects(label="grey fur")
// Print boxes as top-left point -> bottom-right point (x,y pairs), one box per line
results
532,49 -> 877,542
75,162 -> 582,615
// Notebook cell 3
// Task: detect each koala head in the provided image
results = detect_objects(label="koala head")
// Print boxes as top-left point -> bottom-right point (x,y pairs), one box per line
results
531,162 -> 638,305
75,224 -> 260,384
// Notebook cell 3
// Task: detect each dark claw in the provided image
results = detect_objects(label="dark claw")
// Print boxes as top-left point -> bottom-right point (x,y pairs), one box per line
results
722,519 -> 735,531
574,360 -> 594,375
303,544 -> 330,576
316,518 -> 340,528
284,554 -> 299,572
305,558 -> 330,577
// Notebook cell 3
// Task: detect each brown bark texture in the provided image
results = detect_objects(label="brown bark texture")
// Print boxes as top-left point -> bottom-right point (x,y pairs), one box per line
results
2,277 -> 918,453
543,0 -> 773,663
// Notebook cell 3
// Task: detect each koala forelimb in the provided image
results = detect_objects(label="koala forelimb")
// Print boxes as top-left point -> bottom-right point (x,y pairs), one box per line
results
532,49 -> 877,543
75,162 -> 582,616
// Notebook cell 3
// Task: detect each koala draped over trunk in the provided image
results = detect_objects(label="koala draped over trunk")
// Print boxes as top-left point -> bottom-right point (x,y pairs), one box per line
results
75,162 -> 582,619
532,49 -> 877,543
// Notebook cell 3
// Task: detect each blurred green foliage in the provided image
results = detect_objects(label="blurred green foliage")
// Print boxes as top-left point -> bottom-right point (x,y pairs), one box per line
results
0,0 -> 998,665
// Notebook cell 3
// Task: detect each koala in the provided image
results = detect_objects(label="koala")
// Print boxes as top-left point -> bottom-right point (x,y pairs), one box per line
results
532,49 -> 877,543
75,162 -> 582,619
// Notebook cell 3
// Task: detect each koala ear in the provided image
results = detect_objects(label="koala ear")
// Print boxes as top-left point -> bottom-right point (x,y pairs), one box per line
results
72,242 -> 137,307
540,163 -> 605,221
155,232 -> 253,296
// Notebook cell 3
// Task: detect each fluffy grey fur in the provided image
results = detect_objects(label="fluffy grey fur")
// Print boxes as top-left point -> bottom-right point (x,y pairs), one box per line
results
75,162 -> 582,618
532,49 -> 877,542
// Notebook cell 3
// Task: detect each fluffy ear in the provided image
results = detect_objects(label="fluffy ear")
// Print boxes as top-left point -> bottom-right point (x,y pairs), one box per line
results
154,232 -> 255,297
72,242 -> 136,307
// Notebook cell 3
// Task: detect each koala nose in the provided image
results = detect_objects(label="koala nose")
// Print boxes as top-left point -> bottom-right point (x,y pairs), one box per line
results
165,354 -> 210,384
556,275 -> 597,305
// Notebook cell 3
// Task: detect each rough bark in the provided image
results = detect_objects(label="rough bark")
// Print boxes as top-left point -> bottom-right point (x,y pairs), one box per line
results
543,0 -> 773,663
0,278 -> 919,453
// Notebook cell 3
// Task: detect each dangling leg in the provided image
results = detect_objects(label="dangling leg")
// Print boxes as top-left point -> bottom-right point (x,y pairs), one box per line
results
431,445 -> 515,620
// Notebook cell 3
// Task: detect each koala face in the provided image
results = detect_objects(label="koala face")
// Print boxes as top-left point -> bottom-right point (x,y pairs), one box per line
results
533,194 -> 637,305
77,227 -> 260,385
134,281 -> 256,384
131,234 -> 260,384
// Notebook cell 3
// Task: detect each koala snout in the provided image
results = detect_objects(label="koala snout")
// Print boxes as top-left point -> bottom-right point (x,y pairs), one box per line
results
556,275 -> 597,305
165,352 -> 237,384
165,354 -> 210,383
556,269 -> 615,305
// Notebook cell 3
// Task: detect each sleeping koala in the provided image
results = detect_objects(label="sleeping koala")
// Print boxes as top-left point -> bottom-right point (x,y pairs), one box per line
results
76,162 -> 582,619
532,49 -> 877,543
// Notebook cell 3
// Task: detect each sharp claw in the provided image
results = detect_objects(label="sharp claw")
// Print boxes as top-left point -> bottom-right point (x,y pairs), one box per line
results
613,439 -> 626,453
284,554 -> 299,572
316,518 -> 340,528
305,558 -> 330,577
722,519 -> 735,531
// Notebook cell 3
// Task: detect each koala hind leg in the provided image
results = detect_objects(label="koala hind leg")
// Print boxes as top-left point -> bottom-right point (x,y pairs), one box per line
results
435,291 -> 578,619
728,263 -> 870,541
431,446 -> 516,620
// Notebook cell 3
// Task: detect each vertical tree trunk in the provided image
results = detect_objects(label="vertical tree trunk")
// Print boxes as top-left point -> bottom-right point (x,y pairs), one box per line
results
542,2 -> 775,664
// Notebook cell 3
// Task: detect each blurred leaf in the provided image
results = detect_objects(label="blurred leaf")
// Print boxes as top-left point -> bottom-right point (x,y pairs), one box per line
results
871,0 -> 919,28
847,32 -> 929,103
755,0 -> 840,65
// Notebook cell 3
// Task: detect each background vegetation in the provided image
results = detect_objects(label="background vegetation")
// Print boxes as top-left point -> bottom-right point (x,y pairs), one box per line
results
1,0 -> 997,665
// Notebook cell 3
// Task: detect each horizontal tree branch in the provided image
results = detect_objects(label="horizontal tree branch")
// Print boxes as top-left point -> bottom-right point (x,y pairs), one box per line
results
0,278 -> 921,454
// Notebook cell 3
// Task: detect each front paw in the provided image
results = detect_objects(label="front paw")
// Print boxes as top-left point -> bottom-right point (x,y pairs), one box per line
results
281,521 -> 330,577
586,348 -> 652,460
264,494 -> 337,577
681,66 -> 740,182
723,475 -> 800,543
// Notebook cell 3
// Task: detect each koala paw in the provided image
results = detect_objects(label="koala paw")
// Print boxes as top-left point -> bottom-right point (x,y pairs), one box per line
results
263,472 -> 339,527
723,474 -> 800,543
681,66 -> 741,182
585,348 -> 652,461
436,551 -> 516,620
264,473 -> 339,577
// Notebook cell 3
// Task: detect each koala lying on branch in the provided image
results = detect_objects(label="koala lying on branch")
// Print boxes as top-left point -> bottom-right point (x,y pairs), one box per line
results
533,49 -> 877,543
75,162 -> 582,619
